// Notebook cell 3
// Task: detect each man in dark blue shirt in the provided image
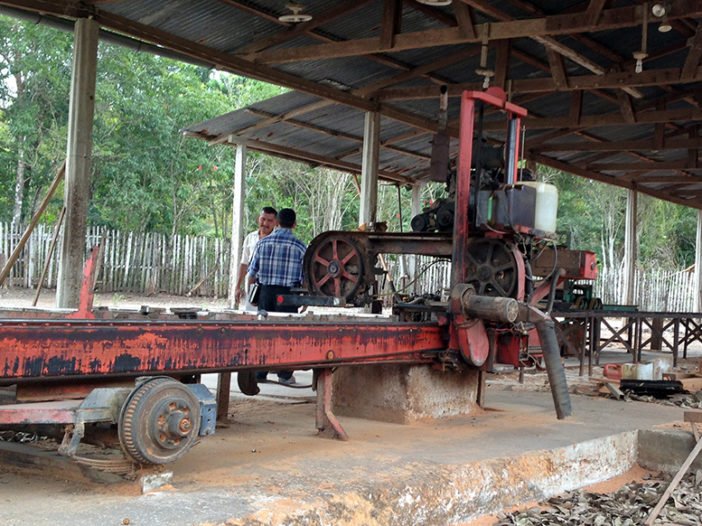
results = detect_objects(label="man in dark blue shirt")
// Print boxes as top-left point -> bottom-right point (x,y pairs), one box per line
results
248,208 -> 306,384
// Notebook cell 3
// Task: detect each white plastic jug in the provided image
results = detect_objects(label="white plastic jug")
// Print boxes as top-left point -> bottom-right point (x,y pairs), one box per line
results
520,181 -> 558,235
622,362 -> 653,380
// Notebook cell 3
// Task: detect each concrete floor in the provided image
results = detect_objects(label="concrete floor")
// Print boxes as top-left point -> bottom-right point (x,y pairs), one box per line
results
0,374 -> 686,526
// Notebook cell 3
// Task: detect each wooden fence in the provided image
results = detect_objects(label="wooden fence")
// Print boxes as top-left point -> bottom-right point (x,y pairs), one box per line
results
0,221 -> 697,310
397,257 -> 697,312
0,222 -> 231,297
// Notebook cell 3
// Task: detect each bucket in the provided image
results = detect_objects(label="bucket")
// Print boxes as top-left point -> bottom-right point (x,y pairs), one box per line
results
622,362 -> 653,380
651,356 -> 673,380
603,363 -> 622,380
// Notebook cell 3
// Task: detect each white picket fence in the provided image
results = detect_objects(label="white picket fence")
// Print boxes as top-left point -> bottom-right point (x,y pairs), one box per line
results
0,221 -> 698,310
594,265 -> 696,312
400,257 -> 697,312
0,222 -> 231,297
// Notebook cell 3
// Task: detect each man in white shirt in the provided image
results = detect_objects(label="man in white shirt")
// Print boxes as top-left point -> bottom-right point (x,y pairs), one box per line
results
234,206 -> 277,310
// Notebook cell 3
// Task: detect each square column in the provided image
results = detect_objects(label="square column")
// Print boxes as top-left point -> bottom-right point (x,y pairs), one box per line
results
57,18 -> 99,308
359,112 -> 380,226
622,188 -> 637,306
228,142 -> 247,308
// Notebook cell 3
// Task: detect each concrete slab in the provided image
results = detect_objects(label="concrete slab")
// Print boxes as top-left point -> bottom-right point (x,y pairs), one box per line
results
0,386 -> 685,526
333,365 -> 480,423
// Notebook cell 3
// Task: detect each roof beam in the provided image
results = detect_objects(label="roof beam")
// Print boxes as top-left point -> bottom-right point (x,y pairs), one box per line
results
584,0 -> 607,26
682,24 -> 702,81
587,161 -> 690,171
0,0 -> 460,139
246,2 -> 701,64
238,138 -> 414,184
377,66 -> 702,100
533,137 -> 702,152
452,1 -> 477,39
461,0 -> 643,98
380,0 -> 402,49
634,175 -> 702,184
243,107 -> 431,161
490,107 -> 702,131
545,47 -> 568,89
530,153 -> 700,209
237,0 -> 373,54
226,0 -> 452,88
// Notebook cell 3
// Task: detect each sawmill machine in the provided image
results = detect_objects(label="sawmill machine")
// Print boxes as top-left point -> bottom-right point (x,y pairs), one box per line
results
302,88 -> 596,373
0,89 -> 595,469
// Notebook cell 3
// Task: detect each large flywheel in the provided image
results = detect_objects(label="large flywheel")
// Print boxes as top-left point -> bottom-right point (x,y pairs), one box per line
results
465,238 -> 520,298
304,234 -> 365,302
119,377 -> 201,465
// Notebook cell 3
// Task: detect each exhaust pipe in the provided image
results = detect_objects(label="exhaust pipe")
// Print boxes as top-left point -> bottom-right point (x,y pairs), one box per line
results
534,317 -> 572,419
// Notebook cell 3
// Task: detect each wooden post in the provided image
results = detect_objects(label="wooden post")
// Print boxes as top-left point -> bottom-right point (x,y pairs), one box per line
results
216,372 -> 231,422
228,142 -> 247,309
0,163 -> 65,287
33,206 -> 66,306
57,18 -> 99,308
359,111 -> 380,227
622,188 -> 637,306
409,182 -> 423,292
696,210 -> 702,312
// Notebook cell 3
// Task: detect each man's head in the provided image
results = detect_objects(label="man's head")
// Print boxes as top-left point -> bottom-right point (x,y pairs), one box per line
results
257,206 -> 277,235
278,208 -> 296,229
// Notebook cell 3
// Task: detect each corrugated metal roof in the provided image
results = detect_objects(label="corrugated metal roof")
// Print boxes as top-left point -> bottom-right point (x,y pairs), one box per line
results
3,0 -> 701,208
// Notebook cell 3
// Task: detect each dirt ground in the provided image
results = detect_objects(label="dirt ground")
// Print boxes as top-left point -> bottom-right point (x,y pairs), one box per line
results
0,287 -> 700,525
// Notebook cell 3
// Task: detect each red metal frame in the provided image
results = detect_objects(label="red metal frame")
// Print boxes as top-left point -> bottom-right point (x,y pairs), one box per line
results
0,320 -> 445,383
449,88 -> 529,367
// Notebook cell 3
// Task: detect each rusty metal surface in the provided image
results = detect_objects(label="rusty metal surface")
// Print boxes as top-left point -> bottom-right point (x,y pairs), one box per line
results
0,400 -> 80,424
531,248 -> 598,280
0,319 -> 446,383
304,230 -> 452,304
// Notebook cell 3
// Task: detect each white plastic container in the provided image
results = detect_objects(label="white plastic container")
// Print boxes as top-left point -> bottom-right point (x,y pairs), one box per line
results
521,181 -> 559,235
622,362 -> 654,380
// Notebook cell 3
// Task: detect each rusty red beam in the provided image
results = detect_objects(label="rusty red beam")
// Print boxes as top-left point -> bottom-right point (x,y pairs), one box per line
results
0,400 -> 80,424
0,320 -> 446,383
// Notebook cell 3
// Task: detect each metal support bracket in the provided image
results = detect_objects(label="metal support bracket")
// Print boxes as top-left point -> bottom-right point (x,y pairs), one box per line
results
315,368 -> 348,441
58,421 -> 85,457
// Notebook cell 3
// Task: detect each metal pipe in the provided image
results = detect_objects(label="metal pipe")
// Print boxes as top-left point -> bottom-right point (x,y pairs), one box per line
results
534,317 -> 572,419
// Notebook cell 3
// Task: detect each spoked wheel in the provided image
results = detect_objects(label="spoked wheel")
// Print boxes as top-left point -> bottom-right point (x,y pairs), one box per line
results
119,377 -> 201,465
305,235 -> 364,301
465,238 -> 519,298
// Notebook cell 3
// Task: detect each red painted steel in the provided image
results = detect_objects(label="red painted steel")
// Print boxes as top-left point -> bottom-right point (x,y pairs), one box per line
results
0,319 -> 446,383
0,400 -> 80,424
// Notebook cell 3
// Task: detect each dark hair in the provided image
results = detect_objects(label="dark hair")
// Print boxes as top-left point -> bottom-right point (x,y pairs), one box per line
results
278,208 -> 296,228
261,206 -> 277,217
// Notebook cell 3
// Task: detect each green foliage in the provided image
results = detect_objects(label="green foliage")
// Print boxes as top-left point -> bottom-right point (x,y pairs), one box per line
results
0,16 -> 697,273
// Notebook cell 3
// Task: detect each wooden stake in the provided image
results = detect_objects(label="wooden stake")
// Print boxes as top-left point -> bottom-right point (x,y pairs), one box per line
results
644,417 -> 702,525
0,161 -> 65,287
32,206 -> 66,306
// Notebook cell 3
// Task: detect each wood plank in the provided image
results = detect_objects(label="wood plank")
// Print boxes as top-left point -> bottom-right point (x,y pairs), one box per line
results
378,66 -> 702,100
453,1 -> 476,39
380,0 -> 402,49
681,24 -> 702,81
680,377 -> 702,393
683,411 -> 702,424
545,47 -> 568,89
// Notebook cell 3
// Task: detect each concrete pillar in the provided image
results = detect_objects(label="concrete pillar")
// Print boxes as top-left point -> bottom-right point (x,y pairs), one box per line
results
622,188 -> 637,306
57,18 -> 99,308
359,111 -> 380,226
227,142 -> 247,308
333,365 -> 480,424
696,210 -> 702,311
408,182 -> 424,292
